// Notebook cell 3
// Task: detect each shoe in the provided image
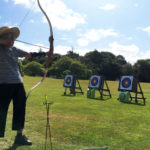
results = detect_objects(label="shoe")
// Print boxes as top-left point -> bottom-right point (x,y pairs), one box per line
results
0,133 -> 4,138
14,134 -> 32,146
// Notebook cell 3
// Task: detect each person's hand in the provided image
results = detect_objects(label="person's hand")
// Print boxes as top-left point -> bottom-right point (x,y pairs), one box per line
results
49,36 -> 54,44
25,53 -> 32,58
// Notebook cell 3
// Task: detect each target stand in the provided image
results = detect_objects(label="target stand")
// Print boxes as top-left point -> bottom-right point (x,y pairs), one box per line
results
118,76 -> 146,105
63,75 -> 84,96
88,75 -> 111,100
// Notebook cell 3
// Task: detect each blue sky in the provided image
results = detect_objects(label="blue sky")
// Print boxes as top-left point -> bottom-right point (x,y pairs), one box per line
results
1,0 -> 150,64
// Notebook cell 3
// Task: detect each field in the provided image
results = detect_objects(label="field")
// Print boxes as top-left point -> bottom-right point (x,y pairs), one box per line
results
0,76 -> 150,150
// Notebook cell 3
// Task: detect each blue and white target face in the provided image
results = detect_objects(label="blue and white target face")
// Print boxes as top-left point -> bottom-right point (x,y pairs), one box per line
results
89,75 -> 101,89
119,76 -> 133,91
64,75 -> 73,87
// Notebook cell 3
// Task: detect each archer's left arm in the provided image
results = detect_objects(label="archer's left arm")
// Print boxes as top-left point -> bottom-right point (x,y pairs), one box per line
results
25,36 -> 54,59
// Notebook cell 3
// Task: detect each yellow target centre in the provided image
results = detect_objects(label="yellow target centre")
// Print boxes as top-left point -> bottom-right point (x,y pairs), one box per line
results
93,80 -> 96,84
125,81 -> 128,85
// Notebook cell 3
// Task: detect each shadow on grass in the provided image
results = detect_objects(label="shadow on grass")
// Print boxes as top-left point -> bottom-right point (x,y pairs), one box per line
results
88,97 -> 111,101
117,99 -> 145,106
80,146 -> 108,150
61,94 -> 75,97
5,143 -> 19,150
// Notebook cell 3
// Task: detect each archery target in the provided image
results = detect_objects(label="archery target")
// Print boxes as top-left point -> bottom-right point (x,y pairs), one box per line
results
89,75 -> 102,89
119,76 -> 134,91
64,75 -> 74,87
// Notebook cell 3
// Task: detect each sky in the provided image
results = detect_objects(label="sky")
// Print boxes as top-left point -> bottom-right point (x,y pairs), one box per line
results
0,0 -> 150,64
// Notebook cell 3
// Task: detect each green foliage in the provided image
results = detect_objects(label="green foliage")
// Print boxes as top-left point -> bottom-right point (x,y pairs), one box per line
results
116,55 -> 127,65
63,70 -> 71,76
49,56 -> 92,79
52,53 -> 62,62
20,49 -> 150,82
66,50 -> 79,59
18,59 -> 24,76
101,61 -> 122,80
24,61 -> 45,76
122,63 -> 133,75
133,59 -> 150,82
83,50 -> 123,80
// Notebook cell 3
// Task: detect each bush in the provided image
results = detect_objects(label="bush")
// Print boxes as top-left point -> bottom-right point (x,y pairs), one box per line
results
49,56 -> 92,79
24,61 -> 45,76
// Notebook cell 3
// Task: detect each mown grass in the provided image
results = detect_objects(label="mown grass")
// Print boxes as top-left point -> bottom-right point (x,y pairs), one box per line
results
0,76 -> 150,150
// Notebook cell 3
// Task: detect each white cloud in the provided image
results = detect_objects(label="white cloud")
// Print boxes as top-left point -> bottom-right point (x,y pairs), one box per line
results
14,39 -> 92,57
77,28 -> 119,47
142,26 -> 150,35
14,40 -> 150,65
42,0 -> 86,30
4,0 -> 9,2
139,50 -> 150,60
77,39 -> 89,47
75,49 -> 94,56
13,0 -> 86,30
3,22 -> 18,27
100,42 -> 150,64
54,46 -> 94,56
14,41 -> 48,53
106,41 -> 139,57
13,0 -> 32,8
99,29 -> 119,37
14,41 -> 72,55
99,4 -> 117,11
54,45 -> 72,55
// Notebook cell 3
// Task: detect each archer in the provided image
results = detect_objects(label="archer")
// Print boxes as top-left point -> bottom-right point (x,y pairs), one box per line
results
0,26 -> 53,145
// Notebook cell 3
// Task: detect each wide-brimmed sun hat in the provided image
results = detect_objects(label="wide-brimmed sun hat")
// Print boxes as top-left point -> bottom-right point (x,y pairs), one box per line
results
0,26 -> 20,40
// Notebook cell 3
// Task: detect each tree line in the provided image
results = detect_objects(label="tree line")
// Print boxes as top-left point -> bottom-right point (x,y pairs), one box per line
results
19,49 -> 150,82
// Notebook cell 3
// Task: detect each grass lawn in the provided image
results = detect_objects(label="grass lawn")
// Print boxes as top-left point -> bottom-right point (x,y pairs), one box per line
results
0,76 -> 150,150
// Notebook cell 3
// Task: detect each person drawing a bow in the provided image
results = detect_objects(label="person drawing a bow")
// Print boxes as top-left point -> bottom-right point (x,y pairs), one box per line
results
0,26 -> 54,145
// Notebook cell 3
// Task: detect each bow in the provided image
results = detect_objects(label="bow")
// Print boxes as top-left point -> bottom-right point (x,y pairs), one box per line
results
26,0 -> 54,99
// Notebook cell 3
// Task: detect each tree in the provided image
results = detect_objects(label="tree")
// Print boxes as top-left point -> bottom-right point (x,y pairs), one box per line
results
63,70 -> 71,76
66,50 -> 79,59
52,53 -> 61,61
69,61 -> 92,79
83,50 -> 103,74
82,50 -> 123,80
49,56 -> 92,79
116,55 -> 127,65
133,59 -> 150,82
122,63 -> 133,75
100,60 -> 122,80
24,61 -> 45,76
101,51 -> 116,60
